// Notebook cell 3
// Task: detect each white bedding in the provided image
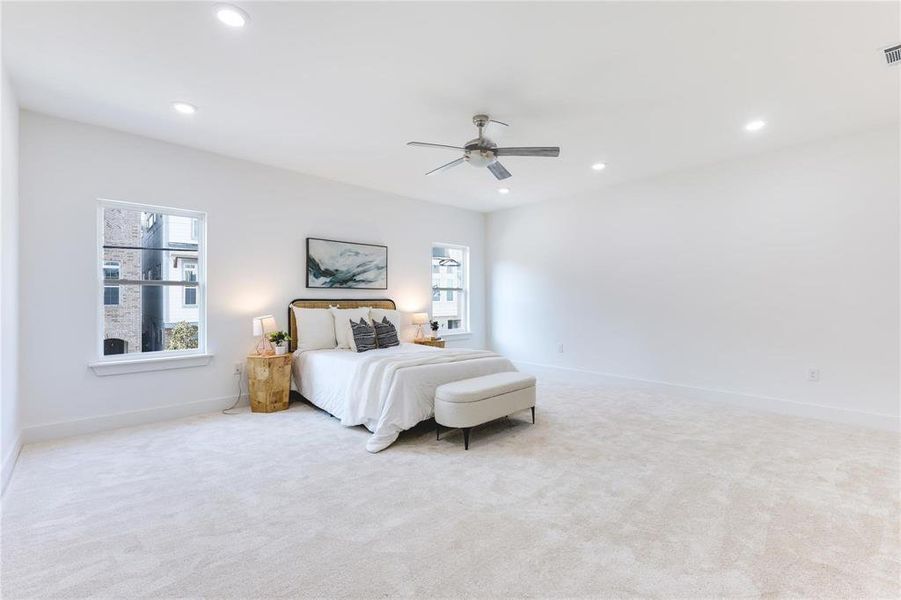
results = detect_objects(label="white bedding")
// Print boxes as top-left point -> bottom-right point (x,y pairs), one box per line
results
292,343 -> 516,452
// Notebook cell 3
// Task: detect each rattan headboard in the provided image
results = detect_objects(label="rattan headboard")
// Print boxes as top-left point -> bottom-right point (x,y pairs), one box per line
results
288,298 -> 396,351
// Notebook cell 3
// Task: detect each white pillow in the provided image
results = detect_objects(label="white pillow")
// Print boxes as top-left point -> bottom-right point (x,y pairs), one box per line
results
330,307 -> 372,350
370,309 -> 416,343
292,307 -> 337,351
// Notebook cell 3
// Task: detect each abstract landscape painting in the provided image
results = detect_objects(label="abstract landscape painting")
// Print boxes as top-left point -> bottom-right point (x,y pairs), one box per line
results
306,238 -> 388,289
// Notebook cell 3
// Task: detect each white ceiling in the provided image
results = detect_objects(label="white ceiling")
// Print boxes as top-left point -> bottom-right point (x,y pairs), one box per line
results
4,1 -> 899,212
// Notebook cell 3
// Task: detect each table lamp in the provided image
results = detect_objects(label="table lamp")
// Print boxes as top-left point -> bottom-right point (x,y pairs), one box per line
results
253,314 -> 278,355
412,312 -> 429,340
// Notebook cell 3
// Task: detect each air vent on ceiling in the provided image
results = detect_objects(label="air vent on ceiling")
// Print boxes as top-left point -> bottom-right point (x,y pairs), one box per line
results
884,44 -> 901,66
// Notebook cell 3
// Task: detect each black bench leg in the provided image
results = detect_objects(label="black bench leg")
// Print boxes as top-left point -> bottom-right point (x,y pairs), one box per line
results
463,428 -> 471,450
531,406 -> 535,424
436,421 -> 440,440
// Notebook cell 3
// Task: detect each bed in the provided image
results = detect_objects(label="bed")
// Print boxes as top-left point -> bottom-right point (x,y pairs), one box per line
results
288,298 -> 517,452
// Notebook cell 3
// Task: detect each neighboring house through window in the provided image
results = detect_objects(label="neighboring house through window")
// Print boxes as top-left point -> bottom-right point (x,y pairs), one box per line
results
431,243 -> 469,336
99,199 -> 206,357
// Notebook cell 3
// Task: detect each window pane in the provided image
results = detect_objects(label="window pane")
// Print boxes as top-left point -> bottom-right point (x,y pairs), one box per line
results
431,244 -> 468,334
103,261 -> 120,280
102,284 -> 200,355
183,261 -> 197,282
101,204 -> 203,357
103,208 -> 199,282
103,286 -> 119,306
101,248 -> 200,282
431,246 -> 464,290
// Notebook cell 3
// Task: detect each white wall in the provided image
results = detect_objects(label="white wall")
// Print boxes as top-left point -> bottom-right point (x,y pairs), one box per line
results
19,112 -> 487,440
15,111 -> 899,442
1,66 -> 21,491
487,128 -> 899,428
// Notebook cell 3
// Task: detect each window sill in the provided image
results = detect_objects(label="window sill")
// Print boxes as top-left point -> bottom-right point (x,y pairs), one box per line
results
441,331 -> 472,340
89,353 -> 214,376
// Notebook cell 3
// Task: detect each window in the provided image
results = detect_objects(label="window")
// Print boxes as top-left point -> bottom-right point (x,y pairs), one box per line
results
103,338 -> 127,355
431,243 -> 468,336
103,261 -> 120,305
182,261 -> 198,306
98,200 -> 206,359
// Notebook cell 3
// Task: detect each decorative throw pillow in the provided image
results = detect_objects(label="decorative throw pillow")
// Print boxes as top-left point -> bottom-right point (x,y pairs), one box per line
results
292,306 -> 337,351
330,307 -> 371,349
370,308 -> 415,343
373,316 -> 400,348
349,318 -> 377,353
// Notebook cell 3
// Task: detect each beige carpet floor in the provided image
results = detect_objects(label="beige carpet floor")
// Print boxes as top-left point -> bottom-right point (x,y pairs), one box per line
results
2,377 -> 898,599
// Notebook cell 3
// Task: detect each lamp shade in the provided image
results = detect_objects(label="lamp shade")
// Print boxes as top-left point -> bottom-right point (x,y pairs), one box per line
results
252,315 -> 278,336
412,312 -> 429,325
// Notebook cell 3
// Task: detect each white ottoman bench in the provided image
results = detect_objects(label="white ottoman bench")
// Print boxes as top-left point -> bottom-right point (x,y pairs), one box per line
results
435,372 -> 537,450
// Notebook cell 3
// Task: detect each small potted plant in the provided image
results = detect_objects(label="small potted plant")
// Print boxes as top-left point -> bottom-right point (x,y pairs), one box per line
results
429,320 -> 440,340
268,331 -> 292,355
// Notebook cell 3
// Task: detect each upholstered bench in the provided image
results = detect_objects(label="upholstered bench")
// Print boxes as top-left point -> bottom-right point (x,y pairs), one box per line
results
435,372 -> 537,450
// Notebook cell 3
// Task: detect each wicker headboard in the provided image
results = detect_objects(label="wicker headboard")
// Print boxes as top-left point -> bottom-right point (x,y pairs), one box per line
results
288,298 -> 397,351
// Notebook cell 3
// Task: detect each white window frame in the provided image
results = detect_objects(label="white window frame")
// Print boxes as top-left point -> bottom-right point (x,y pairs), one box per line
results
90,198 -> 211,376
103,261 -> 121,306
431,242 -> 470,338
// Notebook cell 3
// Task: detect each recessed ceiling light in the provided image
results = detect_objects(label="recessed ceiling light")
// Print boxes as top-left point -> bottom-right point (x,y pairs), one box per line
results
216,4 -> 249,28
171,101 -> 197,115
745,119 -> 766,132
498,188 -> 510,195
591,162 -> 607,171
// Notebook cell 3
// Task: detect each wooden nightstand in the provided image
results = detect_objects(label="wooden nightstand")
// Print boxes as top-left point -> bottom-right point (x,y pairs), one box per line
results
246,354 -> 292,413
414,338 -> 446,348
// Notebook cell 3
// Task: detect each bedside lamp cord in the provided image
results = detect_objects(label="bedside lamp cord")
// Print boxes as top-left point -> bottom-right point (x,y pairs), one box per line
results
222,370 -> 244,415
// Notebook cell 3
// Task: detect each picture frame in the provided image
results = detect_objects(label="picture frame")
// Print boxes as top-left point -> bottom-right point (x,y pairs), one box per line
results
306,237 -> 388,289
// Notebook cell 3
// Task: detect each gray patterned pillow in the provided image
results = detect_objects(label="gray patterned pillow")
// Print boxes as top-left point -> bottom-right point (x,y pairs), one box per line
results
349,318 -> 377,352
373,316 -> 400,348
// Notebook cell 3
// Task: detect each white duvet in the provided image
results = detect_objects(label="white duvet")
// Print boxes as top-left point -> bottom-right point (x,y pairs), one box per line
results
292,343 -> 515,452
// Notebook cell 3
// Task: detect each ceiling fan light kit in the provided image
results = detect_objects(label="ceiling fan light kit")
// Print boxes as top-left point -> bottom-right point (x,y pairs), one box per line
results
407,114 -> 560,180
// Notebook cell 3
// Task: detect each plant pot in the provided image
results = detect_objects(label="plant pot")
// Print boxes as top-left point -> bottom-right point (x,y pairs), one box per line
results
274,344 -> 288,356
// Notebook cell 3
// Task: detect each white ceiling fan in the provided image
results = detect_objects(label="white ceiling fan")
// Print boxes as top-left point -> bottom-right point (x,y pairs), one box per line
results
407,114 -> 560,180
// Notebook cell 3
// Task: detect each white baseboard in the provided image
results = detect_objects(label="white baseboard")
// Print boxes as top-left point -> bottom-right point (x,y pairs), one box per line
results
513,360 -> 899,432
1,432 -> 23,496
22,393 -> 250,445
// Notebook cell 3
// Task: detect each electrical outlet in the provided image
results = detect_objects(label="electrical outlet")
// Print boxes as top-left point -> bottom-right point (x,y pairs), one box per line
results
557,342 -> 564,353
807,368 -> 820,382
233,362 -> 243,377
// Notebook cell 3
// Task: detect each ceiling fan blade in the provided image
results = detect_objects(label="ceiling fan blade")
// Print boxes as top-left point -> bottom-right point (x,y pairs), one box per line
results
489,119 -> 509,127
407,141 -> 464,151
425,157 -> 465,176
494,146 -> 560,157
487,161 -> 512,180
